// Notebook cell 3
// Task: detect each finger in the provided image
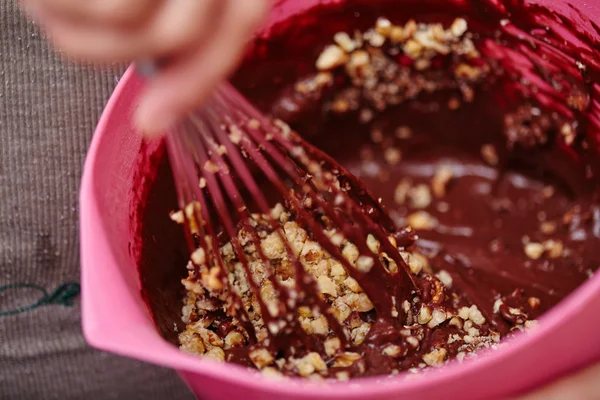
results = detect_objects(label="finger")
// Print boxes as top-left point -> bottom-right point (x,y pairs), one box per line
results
39,0 -> 223,62
134,0 -> 269,136
20,0 -> 46,23
39,0 -> 161,28
518,363 -> 600,400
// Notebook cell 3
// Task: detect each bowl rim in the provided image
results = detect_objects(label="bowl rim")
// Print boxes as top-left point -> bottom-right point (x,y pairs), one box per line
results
80,65 -> 600,398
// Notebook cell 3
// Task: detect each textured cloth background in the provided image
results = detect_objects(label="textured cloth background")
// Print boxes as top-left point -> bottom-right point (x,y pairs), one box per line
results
0,1 -> 193,398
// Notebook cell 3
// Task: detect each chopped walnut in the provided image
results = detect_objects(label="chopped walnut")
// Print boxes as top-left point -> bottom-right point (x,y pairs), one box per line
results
333,32 -> 356,53
524,320 -> 538,329
342,242 -> 360,264
191,248 -> 206,265
450,18 -> 468,37
224,331 -> 245,350
317,275 -> 338,297
455,63 -> 483,80
540,221 -> 557,235
170,210 -> 184,224
528,297 -> 541,309
204,348 -> 225,362
435,270 -> 453,288
324,337 -> 341,356
356,255 -> 375,272
250,348 -> 275,369
543,239 -> 564,259
423,348 -> 447,366
431,166 -> 454,198
428,309 -> 448,328
383,345 -> 403,358
204,160 -> 220,174
394,179 -> 412,205
316,45 -> 349,71
368,31 -> 386,47
401,251 -> 424,275
481,144 -> 499,166
408,184 -> 432,209
395,126 -> 413,139
524,242 -> 545,260
407,211 -> 438,230
299,352 -> 327,376
375,18 -> 393,36
417,305 -> 433,324
384,147 -> 402,165
468,305 -> 486,325
333,352 -> 363,368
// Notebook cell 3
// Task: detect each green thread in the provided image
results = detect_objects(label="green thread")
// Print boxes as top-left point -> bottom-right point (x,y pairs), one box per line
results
0,282 -> 81,316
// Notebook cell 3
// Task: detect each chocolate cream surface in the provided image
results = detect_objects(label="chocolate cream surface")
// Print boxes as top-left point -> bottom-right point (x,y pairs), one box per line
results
136,1 -> 600,380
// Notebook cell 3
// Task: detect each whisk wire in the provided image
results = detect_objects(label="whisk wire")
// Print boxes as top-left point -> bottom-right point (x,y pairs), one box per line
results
166,82 -> 418,355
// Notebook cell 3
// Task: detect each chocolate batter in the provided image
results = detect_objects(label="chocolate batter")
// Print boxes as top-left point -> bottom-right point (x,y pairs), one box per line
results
136,0 -> 600,380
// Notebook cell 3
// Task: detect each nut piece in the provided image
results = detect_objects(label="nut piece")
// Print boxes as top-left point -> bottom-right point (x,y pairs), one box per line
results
169,210 -> 184,224
481,144 -> 499,166
403,39 -> 423,59
382,345 -> 403,358
249,348 -> 275,369
356,255 -> 375,272
316,45 -> 348,70
384,147 -> 402,165
543,239 -> 564,259
540,221 -> 557,235
406,336 -> 420,348
262,367 -> 283,379
390,26 -> 406,43
201,266 -> 223,292
395,126 -> 413,139
407,211 -> 437,230
423,348 -> 447,366
493,299 -> 504,313
450,18 -> 468,37
333,352 -> 362,368
368,32 -> 386,47
366,234 -> 380,253
317,275 -> 338,297
333,32 -> 356,52
342,243 -> 359,265
394,179 -> 412,205
435,270 -> 453,288
408,184 -> 432,209
417,305 -> 433,324
458,306 -> 470,320
468,305 -> 486,325
528,297 -> 541,309
431,166 -> 454,198
428,309 -> 448,328
191,248 -> 206,265
524,320 -> 538,329
296,352 -> 327,377
324,337 -> 341,356
375,17 -> 393,36
400,251 -> 423,275
224,331 -> 245,350
524,242 -> 544,260
448,317 -> 463,329
204,347 -> 225,362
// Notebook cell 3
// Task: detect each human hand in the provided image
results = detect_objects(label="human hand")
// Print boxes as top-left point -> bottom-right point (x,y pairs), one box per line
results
21,0 -> 270,136
516,362 -> 600,400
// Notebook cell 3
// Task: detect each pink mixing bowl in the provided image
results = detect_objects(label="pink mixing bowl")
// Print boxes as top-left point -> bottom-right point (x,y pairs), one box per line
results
81,0 -> 600,398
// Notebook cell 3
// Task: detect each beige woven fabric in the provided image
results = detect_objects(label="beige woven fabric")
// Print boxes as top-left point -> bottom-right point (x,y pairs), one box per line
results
0,1 -> 193,398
